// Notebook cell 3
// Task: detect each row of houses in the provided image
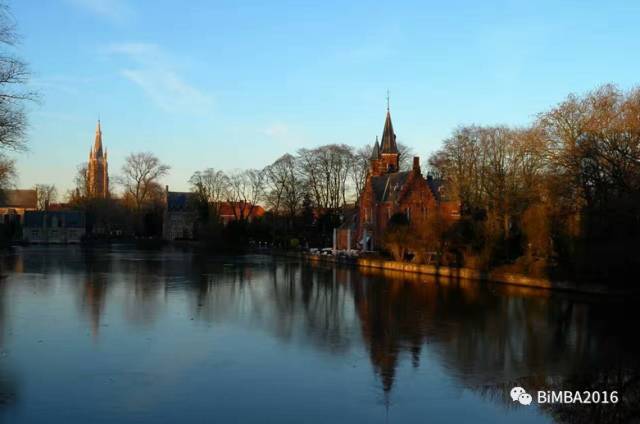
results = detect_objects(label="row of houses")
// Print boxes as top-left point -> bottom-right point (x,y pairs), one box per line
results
0,189 -> 86,243
0,187 -> 265,244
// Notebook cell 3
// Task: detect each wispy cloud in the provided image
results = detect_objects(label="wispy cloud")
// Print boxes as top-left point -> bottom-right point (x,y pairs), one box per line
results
261,122 -> 313,149
262,123 -> 290,138
107,42 -> 212,113
66,0 -> 134,22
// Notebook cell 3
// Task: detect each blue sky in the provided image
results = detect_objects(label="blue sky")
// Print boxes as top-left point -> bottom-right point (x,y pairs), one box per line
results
10,0 -> 640,194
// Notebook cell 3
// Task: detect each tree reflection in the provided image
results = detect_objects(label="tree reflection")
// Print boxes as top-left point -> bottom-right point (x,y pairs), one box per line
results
349,267 -> 640,422
0,266 -> 17,409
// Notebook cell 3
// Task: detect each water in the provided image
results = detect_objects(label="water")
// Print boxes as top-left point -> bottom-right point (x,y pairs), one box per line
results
0,246 -> 638,423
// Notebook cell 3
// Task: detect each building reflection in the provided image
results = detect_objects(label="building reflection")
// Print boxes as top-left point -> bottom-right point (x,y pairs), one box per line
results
77,249 -> 109,338
81,273 -> 108,338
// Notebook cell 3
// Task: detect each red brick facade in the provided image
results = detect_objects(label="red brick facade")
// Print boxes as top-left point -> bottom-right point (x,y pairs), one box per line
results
352,110 -> 459,251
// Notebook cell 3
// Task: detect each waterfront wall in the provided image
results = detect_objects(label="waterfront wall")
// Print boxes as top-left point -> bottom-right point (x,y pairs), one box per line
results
293,253 -> 633,295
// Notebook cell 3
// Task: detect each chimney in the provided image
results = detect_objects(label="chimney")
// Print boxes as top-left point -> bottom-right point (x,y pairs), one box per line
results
413,156 -> 420,173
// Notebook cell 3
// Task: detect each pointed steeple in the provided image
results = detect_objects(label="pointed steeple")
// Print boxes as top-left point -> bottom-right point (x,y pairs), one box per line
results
94,120 -> 103,157
371,136 -> 380,160
380,110 -> 397,154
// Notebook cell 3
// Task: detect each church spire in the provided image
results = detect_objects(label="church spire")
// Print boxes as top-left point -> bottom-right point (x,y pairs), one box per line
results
371,136 -> 380,160
380,109 -> 397,154
88,120 -> 109,198
94,120 -> 103,157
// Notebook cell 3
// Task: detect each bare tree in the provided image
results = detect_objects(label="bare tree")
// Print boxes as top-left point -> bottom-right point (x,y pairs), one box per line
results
189,168 -> 229,215
264,154 -> 304,217
0,3 -> 37,151
226,169 -> 265,221
539,84 -> 640,215
350,145 -> 371,201
65,163 -> 89,205
397,142 -> 415,171
0,153 -> 14,203
297,144 -> 354,210
35,184 -> 57,210
119,152 -> 170,212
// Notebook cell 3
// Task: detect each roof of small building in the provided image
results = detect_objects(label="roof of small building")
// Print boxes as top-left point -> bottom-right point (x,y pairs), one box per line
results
217,202 -> 265,218
0,189 -> 37,209
166,191 -> 196,212
338,207 -> 359,229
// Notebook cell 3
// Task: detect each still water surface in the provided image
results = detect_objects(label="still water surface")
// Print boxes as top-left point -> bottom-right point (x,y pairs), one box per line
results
0,246 -> 638,423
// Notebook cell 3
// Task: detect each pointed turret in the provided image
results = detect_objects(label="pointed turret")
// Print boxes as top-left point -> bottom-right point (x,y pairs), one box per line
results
93,120 -> 103,157
371,136 -> 380,160
380,111 -> 397,154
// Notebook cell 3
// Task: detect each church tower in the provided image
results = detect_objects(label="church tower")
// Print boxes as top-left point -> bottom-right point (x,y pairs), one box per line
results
370,107 -> 400,176
87,120 -> 109,198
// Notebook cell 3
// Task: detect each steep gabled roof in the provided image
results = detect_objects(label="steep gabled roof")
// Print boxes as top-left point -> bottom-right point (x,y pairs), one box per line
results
370,171 -> 411,203
380,111 -> 398,154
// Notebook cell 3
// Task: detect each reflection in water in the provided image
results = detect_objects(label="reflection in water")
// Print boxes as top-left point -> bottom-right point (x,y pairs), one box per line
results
0,246 -> 638,423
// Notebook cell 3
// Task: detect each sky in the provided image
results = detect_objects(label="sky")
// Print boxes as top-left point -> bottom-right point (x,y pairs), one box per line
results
8,0 -> 640,194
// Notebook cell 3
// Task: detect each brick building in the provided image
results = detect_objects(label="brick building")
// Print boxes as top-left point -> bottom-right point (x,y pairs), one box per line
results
0,189 -> 37,224
349,108 -> 458,251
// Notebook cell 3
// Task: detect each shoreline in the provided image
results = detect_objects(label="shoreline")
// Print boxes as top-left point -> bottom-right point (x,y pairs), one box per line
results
283,251 -> 637,296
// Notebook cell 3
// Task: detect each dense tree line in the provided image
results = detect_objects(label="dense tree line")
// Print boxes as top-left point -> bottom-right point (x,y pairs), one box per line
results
428,85 -> 640,284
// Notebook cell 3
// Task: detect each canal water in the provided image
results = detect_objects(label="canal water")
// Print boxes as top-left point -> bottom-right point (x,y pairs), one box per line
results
0,246 -> 637,423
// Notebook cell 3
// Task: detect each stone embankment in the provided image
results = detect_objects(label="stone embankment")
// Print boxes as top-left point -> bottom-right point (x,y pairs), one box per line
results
284,252 -> 635,296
